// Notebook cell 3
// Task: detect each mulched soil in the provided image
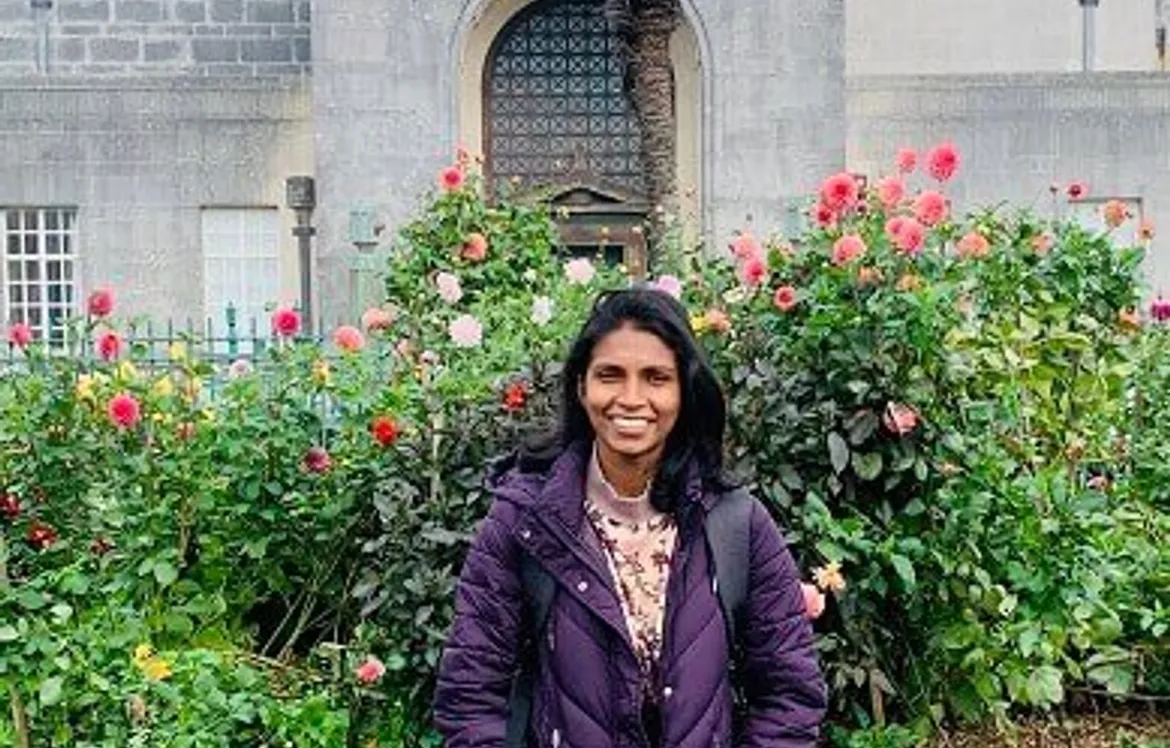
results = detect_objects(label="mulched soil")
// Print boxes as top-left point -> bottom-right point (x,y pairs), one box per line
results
931,701 -> 1170,748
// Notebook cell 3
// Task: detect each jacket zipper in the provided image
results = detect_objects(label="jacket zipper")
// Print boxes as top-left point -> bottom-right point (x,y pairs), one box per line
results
656,504 -> 698,746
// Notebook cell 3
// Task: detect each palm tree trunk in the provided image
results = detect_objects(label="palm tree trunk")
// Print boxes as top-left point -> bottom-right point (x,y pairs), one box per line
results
606,0 -> 681,268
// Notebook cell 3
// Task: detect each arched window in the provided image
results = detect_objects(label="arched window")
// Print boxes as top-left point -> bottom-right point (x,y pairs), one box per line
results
484,0 -> 646,201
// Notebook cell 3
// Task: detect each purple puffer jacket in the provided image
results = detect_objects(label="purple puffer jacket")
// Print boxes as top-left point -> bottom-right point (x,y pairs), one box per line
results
434,443 -> 827,748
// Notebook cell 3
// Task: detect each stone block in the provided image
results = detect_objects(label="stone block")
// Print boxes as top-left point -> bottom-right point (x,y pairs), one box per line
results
226,24 -> 272,36
0,1 -> 30,23
195,24 -> 225,35
59,0 -> 109,22
89,37 -> 141,62
173,1 -> 206,23
192,38 -> 238,62
54,38 -> 86,62
0,37 -> 33,63
114,1 -> 163,22
144,40 -> 183,62
245,0 -> 292,23
292,35 -> 309,63
241,38 -> 290,62
209,0 -> 241,22
61,24 -> 102,35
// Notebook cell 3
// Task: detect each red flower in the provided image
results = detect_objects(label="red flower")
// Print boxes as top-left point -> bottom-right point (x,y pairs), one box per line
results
303,446 -> 332,474
896,148 -> 917,174
27,520 -> 58,551
1103,199 -> 1130,229
333,325 -> 365,353
893,218 -> 926,255
1150,296 -> 1170,322
912,190 -> 948,227
956,232 -> 991,259
107,392 -> 142,429
502,382 -> 528,412
738,258 -> 767,288
462,232 -> 489,262
773,285 -> 798,312
819,172 -> 860,213
1139,219 -> 1156,242
813,202 -> 837,228
0,493 -> 20,520
91,537 -> 114,556
730,233 -> 763,262
96,331 -> 122,361
876,177 -> 905,210
831,235 -> 866,267
87,288 -> 114,318
882,402 -> 920,435
439,165 -> 465,192
271,307 -> 301,337
370,415 -> 400,446
1066,181 -> 1088,201
926,142 -> 960,182
6,323 -> 32,348
355,656 -> 386,684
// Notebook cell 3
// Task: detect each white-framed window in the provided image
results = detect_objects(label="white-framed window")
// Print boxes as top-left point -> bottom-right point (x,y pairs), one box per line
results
200,207 -> 281,354
2,207 -> 78,345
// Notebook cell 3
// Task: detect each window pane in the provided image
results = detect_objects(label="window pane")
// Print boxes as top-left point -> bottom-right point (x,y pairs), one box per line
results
24,260 -> 38,281
22,210 -> 38,231
7,261 -> 21,280
6,235 -> 19,257
47,261 -> 62,281
27,306 -> 41,325
46,234 -> 60,255
10,308 -> 23,324
64,262 -> 73,280
27,285 -> 40,302
62,211 -> 74,231
44,211 -> 58,231
9,285 -> 22,302
48,284 -> 63,303
5,211 -> 17,231
23,235 -> 36,255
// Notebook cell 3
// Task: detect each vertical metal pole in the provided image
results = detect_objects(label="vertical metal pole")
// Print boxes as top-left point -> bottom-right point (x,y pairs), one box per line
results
30,0 -> 51,74
1081,0 -> 1099,72
294,212 -> 314,336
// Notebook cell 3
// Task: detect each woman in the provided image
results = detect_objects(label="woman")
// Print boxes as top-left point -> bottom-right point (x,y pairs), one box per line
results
434,288 -> 826,747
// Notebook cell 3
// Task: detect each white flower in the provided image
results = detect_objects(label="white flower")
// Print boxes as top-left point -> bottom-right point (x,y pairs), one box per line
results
652,274 -> 683,300
227,358 -> 253,379
448,314 -> 483,348
564,258 -> 595,285
435,272 -> 463,304
522,269 -> 538,283
531,296 -> 554,326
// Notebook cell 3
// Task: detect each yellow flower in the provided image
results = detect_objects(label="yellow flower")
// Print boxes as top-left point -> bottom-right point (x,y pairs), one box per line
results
312,359 -> 332,386
152,375 -> 175,398
76,374 -> 96,401
690,314 -> 709,333
133,643 -> 153,665
200,407 -> 217,423
168,341 -> 188,362
813,561 -> 846,593
116,361 -> 139,381
140,657 -> 173,681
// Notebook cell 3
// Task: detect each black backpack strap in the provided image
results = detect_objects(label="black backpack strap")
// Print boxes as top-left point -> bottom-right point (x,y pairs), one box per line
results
505,553 -> 555,748
705,487 -> 754,658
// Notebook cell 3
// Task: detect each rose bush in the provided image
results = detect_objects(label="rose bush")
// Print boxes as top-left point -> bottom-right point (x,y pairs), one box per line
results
1,150 -> 1166,745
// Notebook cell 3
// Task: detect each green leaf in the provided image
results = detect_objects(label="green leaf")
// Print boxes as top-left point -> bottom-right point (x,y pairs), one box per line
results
39,676 -> 64,707
1026,665 -> 1064,706
852,452 -> 883,481
845,410 -> 880,446
827,432 -> 849,474
0,625 -> 19,642
153,562 -> 179,587
890,554 -> 916,589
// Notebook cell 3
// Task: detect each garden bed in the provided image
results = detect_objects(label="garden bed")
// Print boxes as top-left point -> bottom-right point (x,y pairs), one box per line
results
933,704 -> 1170,747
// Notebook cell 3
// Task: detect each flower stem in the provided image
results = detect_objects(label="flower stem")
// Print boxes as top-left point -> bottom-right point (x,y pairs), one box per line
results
9,684 -> 29,748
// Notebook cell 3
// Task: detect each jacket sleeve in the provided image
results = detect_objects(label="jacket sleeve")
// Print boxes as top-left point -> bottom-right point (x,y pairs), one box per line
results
433,499 -> 524,748
737,499 -> 828,748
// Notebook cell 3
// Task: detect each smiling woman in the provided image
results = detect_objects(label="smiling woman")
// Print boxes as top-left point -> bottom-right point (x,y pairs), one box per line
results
434,287 -> 827,748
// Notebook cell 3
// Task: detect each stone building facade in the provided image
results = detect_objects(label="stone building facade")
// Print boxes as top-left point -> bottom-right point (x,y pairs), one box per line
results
1,0 -> 1168,339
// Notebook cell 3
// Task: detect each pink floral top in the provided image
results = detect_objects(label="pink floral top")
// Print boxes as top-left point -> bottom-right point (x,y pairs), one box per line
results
584,448 -> 678,698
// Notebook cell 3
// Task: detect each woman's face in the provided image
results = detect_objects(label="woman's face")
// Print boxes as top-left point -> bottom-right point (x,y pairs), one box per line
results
579,324 -> 681,464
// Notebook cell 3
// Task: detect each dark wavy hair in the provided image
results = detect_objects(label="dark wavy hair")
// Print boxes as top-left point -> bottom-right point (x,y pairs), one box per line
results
523,287 -> 733,514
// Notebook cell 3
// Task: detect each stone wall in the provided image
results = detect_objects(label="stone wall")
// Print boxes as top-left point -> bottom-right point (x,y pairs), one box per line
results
0,0 -> 310,76
310,0 -> 847,323
0,76 -> 313,320
848,0 -> 1155,75
847,72 -> 1170,293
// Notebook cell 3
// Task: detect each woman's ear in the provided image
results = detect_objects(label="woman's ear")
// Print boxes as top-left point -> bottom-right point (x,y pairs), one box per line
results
576,376 -> 586,406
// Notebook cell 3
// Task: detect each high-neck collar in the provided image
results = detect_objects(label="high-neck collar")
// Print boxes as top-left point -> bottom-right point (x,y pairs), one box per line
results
586,442 -> 661,525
